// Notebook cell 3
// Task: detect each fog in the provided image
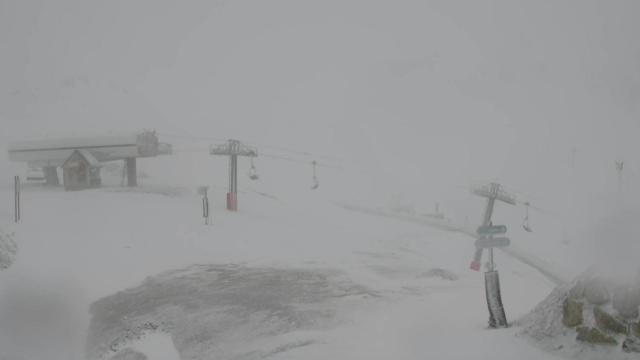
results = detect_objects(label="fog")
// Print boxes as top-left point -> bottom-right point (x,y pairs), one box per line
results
1,0 -> 639,358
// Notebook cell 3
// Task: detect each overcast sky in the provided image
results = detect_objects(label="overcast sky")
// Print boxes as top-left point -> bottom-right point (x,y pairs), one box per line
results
1,0 -> 639,223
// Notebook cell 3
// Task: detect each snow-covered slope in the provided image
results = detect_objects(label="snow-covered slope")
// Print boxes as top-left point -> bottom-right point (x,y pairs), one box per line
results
1,1 -> 639,359
0,164 -> 558,359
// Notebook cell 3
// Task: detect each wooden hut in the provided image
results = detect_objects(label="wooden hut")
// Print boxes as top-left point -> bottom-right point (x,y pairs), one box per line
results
62,150 -> 102,191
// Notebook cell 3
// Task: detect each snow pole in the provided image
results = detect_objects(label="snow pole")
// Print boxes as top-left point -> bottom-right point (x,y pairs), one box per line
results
199,186 -> 211,225
14,175 -> 20,223
203,194 -> 210,225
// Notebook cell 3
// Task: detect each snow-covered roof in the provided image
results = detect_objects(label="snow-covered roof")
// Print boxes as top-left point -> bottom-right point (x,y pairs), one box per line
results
63,149 -> 102,168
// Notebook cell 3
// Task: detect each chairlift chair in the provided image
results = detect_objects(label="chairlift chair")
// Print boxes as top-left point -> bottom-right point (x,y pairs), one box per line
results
248,158 -> 259,181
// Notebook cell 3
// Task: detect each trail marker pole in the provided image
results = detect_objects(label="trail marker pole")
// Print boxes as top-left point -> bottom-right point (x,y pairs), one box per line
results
14,176 -> 21,223
198,186 -> 211,225
203,196 -> 209,225
210,140 -> 257,211
470,182 -> 515,328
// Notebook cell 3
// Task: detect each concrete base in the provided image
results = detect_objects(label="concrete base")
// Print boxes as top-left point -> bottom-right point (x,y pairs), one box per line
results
226,192 -> 237,211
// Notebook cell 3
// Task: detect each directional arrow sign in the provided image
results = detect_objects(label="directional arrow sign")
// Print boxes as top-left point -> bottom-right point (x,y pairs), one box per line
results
475,237 -> 510,249
476,225 -> 507,236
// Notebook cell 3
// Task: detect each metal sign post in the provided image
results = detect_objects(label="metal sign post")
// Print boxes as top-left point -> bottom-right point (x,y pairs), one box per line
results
14,176 -> 21,223
199,186 -> 210,225
470,182 -> 516,329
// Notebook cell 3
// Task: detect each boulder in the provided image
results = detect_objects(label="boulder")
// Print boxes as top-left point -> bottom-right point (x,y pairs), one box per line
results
562,298 -> 583,327
576,326 -> 618,345
632,322 -> 640,337
584,278 -> 610,305
623,337 -> 640,353
594,307 -> 627,335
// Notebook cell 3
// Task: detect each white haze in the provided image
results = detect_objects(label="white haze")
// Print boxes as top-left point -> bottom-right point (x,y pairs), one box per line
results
0,1 -> 640,356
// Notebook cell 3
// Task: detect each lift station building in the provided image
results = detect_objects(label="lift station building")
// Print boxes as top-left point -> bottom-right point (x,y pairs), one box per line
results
7,131 -> 171,189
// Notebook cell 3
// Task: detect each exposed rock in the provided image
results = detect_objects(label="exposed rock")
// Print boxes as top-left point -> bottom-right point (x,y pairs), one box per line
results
623,337 -> 640,353
110,348 -> 147,360
594,307 -> 627,335
585,278 -> 610,305
562,298 -> 583,327
576,326 -> 618,345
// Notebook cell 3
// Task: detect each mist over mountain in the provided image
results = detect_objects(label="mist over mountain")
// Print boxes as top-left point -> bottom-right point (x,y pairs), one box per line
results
2,0 -> 640,294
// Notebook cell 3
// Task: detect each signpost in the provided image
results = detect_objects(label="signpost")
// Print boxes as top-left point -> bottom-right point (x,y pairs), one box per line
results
476,225 -> 507,236
475,237 -> 510,249
470,182 -> 515,329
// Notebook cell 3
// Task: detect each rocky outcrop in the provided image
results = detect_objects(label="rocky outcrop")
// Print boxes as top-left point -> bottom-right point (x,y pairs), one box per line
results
623,337 -> 640,353
562,298 -> 583,327
522,271 -> 640,356
594,307 -> 627,335
576,326 -> 618,345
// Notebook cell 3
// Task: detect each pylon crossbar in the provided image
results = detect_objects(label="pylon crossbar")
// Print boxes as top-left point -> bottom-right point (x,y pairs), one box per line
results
210,139 -> 257,157
472,183 -> 516,205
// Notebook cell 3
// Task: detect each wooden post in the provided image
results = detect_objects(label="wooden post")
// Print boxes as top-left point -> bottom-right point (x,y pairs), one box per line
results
14,176 -> 21,223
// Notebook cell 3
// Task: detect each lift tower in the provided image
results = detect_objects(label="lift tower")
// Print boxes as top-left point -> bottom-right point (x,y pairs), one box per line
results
470,182 -> 516,328
210,139 -> 257,211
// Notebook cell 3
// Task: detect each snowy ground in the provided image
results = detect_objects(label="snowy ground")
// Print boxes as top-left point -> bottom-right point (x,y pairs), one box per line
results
0,155 -> 568,359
